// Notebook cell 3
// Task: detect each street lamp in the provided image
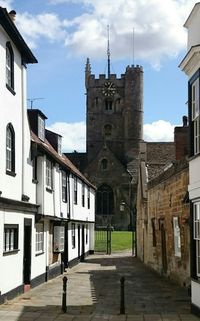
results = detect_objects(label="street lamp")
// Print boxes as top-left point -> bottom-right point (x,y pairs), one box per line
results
120,201 -> 136,256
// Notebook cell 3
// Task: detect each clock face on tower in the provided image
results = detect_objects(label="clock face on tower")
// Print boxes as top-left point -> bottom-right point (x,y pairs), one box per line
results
102,81 -> 116,97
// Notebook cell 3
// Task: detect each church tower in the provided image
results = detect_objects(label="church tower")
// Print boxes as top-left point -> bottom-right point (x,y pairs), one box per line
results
84,56 -> 143,229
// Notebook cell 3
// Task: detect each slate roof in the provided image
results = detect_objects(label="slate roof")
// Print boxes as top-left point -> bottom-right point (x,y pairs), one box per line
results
0,7 -> 37,64
31,131 -> 96,190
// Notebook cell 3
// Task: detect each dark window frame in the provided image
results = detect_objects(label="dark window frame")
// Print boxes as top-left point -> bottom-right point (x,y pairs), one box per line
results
6,123 -> 15,175
87,186 -> 90,209
62,171 -> 68,203
82,182 -> 85,207
74,177 -> 78,204
32,157 -> 38,182
96,184 -> 114,215
105,99 -> 113,111
6,42 -> 15,94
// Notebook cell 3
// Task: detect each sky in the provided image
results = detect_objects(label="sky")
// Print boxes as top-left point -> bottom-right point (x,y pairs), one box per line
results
0,0 -> 196,151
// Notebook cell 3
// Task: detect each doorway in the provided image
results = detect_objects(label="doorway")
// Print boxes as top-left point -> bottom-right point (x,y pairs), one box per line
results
160,219 -> 167,274
23,219 -> 32,285
78,224 -> 81,259
81,225 -> 85,262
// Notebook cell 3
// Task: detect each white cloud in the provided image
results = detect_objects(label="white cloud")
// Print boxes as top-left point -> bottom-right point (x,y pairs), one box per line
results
144,120 -> 175,142
15,12 -> 67,49
61,0 -> 196,67
12,0 -> 197,67
0,0 -> 13,10
47,121 -> 86,152
47,119 -> 176,153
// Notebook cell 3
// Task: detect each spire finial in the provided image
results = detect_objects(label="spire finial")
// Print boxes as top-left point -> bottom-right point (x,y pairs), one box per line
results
107,25 -> 110,78
85,57 -> 91,89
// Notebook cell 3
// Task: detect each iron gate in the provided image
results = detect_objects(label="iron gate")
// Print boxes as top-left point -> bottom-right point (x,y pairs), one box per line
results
95,226 -> 113,254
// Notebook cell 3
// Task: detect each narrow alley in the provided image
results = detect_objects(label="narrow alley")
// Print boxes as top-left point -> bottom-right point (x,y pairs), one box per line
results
0,251 -> 199,321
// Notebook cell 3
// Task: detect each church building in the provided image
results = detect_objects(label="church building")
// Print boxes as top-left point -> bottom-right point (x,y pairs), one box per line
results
67,54 -> 143,230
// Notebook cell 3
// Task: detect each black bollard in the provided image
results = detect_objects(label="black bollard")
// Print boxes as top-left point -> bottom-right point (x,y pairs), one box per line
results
62,276 -> 67,313
120,276 -> 125,314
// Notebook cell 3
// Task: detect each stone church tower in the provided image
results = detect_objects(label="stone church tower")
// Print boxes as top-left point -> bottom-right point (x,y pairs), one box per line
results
85,58 -> 143,230
67,59 -> 143,230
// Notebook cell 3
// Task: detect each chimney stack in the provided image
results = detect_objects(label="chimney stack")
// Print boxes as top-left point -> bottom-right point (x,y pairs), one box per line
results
9,10 -> 16,22
174,115 -> 188,160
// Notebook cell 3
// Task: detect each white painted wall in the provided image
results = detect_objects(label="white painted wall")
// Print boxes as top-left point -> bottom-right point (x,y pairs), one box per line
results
0,212 -> 34,295
191,280 -> 200,310
188,157 -> 200,200
0,28 -> 23,201
186,4 -> 200,51
0,15 -> 96,300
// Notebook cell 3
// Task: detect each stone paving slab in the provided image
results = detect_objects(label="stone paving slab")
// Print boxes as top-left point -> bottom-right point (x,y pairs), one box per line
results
0,251 -> 199,320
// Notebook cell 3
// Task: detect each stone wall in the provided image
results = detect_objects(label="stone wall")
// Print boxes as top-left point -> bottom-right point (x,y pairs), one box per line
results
145,159 -> 190,286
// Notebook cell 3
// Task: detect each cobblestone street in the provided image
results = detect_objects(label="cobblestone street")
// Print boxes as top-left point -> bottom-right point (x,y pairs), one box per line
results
0,251 -> 199,321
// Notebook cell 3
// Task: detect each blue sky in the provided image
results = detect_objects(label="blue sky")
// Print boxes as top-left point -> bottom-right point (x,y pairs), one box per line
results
0,0 -> 196,151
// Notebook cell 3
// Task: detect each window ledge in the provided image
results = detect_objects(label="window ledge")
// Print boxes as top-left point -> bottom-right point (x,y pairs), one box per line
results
189,153 -> 200,161
6,84 -> 16,95
6,170 -> 16,177
35,251 -> 44,257
46,187 -> 53,193
32,179 -> 38,184
3,249 -> 20,256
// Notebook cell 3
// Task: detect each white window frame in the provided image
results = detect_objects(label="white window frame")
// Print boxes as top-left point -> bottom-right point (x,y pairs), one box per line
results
6,46 -> 12,87
193,202 -> 200,277
46,158 -> 53,189
53,226 -> 64,253
173,217 -> 181,258
6,126 -> 12,171
38,116 -> 45,141
191,78 -> 200,155
35,223 -> 44,254
4,225 -> 18,253
72,223 -> 76,248
192,78 -> 199,121
62,171 -> 67,202
194,116 -> 200,155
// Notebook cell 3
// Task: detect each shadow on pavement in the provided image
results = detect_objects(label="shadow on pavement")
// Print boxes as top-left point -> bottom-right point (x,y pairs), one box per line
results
0,252 -> 196,320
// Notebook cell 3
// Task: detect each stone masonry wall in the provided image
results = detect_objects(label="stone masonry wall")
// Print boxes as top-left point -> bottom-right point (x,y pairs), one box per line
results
145,159 -> 190,286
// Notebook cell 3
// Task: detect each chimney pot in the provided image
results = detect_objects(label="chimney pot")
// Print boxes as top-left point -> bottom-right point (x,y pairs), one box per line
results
182,115 -> 187,127
9,10 -> 16,22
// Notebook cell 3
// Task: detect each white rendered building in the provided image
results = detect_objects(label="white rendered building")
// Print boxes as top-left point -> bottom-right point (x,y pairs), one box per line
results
179,2 -> 200,316
0,7 -> 95,303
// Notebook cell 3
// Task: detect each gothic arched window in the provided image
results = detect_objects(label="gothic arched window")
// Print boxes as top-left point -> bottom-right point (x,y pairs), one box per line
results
6,123 -> 15,173
96,184 -> 114,215
100,158 -> 108,170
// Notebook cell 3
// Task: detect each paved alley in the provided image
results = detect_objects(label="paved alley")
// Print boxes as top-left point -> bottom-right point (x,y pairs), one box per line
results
0,251 -> 199,321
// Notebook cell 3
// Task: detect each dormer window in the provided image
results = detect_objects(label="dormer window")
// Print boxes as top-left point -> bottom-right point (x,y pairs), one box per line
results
38,116 -> 45,141
58,136 -> 62,155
